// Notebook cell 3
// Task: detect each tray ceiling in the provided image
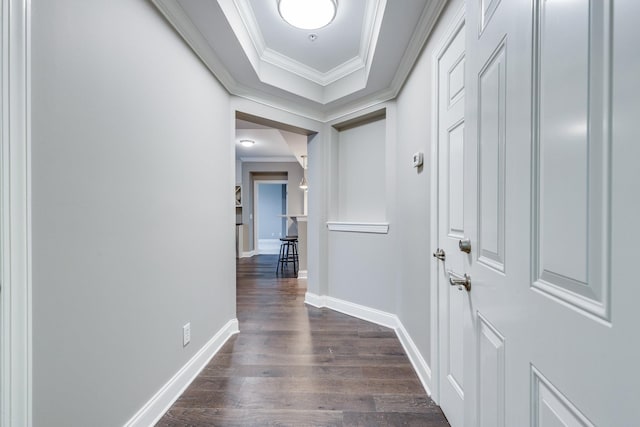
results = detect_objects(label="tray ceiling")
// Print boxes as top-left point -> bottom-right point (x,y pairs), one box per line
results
152,0 -> 447,120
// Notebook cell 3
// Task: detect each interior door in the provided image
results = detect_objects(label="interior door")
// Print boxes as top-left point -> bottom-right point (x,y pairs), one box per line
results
462,0 -> 640,426
435,11 -> 466,427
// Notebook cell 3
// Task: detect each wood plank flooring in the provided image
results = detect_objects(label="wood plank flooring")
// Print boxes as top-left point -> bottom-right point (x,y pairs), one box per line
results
157,255 -> 450,426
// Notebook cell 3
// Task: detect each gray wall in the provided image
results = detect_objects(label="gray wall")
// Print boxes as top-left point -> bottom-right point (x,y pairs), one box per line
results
337,120 -> 386,221
326,116 -> 397,313
241,162 -> 304,250
393,0 -> 463,380
31,1 -> 235,425
318,0 -> 464,386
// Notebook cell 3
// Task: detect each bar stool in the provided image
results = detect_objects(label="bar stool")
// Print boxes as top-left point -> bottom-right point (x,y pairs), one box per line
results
276,236 -> 299,275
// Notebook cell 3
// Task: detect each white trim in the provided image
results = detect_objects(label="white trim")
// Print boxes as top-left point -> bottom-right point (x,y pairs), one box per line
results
225,0 -> 386,87
240,250 -> 256,258
395,319 -> 433,397
124,319 -> 239,427
323,296 -> 397,329
326,221 -> 389,234
1,0 -> 33,425
303,291 -> 326,308
150,0 -> 448,122
297,270 -> 308,279
304,292 -> 432,395
430,4 -> 466,406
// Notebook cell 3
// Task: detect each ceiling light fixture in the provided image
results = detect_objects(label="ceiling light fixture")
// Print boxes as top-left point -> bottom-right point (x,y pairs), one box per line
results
239,139 -> 255,147
299,176 -> 308,190
278,0 -> 337,30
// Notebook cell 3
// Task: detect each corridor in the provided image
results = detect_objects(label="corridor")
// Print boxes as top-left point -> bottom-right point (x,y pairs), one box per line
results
157,255 -> 449,426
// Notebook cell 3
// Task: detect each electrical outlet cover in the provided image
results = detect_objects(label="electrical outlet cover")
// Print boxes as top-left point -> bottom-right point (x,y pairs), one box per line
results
183,322 -> 191,346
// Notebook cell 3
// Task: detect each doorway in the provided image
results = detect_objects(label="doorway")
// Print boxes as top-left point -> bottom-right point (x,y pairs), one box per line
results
254,180 -> 288,255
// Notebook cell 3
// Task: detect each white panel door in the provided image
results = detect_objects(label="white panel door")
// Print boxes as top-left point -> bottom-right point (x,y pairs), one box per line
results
461,0 -> 640,426
435,11 -> 466,427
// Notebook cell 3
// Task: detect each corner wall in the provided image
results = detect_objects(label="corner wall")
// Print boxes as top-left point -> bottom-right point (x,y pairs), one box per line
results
31,1 -> 235,425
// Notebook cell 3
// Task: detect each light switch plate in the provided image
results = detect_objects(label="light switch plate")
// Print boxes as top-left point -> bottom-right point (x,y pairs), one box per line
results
183,322 -> 191,346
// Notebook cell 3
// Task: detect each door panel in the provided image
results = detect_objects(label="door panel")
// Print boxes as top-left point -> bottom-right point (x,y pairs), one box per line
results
533,0 -> 612,320
477,41 -> 506,273
477,313 -> 505,427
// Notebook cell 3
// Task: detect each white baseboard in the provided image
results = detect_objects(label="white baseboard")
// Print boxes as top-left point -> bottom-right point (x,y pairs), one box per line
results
395,320 -> 432,396
304,292 -> 432,395
124,318 -> 239,427
240,250 -> 256,258
325,296 -> 398,330
304,292 -> 326,308
297,270 -> 308,279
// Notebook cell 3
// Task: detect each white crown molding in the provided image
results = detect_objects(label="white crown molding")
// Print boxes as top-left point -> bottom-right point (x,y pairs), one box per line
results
231,0 -> 385,88
124,319 -> 239,426
388,0 -> 448,97
151,0 -> 448,123
261,48 -> 364,87
360,0 -> 386,77
151,0 -> 243,96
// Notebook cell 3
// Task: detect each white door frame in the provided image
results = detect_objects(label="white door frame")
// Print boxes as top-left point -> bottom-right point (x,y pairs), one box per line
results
429,4 -> 466,407
253,180 -> 288,254
1,0 -> 33,425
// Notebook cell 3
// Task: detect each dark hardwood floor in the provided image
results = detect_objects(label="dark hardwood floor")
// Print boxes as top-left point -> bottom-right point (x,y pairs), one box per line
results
157,255 -> 450,426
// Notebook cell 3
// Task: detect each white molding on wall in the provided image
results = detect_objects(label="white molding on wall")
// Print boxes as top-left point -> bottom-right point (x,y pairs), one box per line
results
240,250 -> 256,258
395,319 -> 433,397
303,291 -> 326,308
1,0 -> 33,425
304,292 -> 432,395
326,221 -> 389,234
297,270 -> 308,279
323,295 -> 398,329
124,319 -> 239,427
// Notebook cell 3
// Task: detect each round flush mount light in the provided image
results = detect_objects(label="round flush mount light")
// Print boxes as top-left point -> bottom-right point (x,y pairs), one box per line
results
239,139 -> 255,147
278,0 -> 337,30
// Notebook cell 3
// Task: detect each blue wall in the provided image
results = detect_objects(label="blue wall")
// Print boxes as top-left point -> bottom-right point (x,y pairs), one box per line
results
258,183 -> 286,239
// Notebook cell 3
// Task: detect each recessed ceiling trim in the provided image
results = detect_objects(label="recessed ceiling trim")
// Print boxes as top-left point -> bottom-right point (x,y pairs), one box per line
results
359,0 -> 386,78
152,0 -> 448,123
227,0 -> 386,89
261,49 -> 364,86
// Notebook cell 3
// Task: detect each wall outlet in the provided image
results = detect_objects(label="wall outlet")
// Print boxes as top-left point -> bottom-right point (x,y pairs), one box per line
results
183,322 -> 191,347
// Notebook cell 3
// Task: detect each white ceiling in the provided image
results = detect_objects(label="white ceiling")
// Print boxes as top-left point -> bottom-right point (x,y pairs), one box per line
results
152,0 -> 447,121
235,119 -> 307,164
